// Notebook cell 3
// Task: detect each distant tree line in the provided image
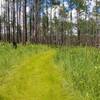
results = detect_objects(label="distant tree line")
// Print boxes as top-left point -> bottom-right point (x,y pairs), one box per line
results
0,0 -> 100,46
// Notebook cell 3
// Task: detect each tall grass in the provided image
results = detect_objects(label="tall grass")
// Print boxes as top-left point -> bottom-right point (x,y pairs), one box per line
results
0,43 -> 100,100
55,46 -> 100,100
0,43 -> 49,77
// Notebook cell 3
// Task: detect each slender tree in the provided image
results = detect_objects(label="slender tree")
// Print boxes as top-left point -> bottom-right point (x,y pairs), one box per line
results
22,0 -> 27,44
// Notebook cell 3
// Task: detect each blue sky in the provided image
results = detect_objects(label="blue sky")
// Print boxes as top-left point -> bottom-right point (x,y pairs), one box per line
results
0,0 -> 96,15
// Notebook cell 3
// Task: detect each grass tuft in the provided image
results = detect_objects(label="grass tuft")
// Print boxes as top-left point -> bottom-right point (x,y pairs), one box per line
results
0,44 -> 100,100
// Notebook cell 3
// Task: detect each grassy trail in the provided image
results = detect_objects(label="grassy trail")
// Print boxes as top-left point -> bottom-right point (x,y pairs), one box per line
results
0,48 -> 83,100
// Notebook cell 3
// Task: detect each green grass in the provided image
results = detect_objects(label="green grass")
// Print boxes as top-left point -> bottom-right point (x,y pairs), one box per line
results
0,43 -> 100,100
55,47 -> 100,100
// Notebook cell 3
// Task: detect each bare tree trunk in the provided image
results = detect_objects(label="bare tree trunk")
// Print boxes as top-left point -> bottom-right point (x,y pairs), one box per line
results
23,0 -> 27,44
7,0 -> 10,42
19,0 -> 22,42
77,10 -> 80,45
34,0 -> 40,43
0,17 -> 1,41
16,0 -> 19,43
29,0 -> 32,42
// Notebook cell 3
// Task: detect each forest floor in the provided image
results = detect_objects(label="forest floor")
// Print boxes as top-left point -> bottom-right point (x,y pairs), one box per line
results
0,43 -> 100,100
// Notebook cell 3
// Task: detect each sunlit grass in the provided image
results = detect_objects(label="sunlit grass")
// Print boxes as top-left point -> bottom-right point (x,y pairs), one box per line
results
0,43 -> 100,100
55,46 -> 100,100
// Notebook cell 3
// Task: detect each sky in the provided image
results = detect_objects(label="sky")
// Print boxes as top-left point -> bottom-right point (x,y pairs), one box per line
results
0,0 -> 2,15
47,0 -> 95,21
0,0 -> 96,18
